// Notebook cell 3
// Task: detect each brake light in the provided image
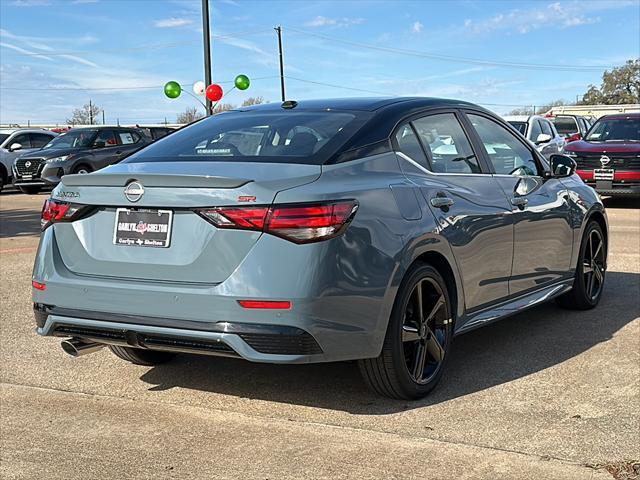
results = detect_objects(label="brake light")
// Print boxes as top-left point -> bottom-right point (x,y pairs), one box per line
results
41,198 -> 90,230
567,133 -> 582,143
197,200 -> 358,244
238,300 -> 292,309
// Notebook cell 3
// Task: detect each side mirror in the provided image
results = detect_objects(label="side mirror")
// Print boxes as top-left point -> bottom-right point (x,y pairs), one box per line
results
8,142 -> 22,152
535,133 -> 552,144
549,154 -> 576,178
93,141 -> 106,148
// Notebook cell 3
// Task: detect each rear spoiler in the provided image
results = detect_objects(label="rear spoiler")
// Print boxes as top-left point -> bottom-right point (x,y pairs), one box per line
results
61,173 -> 251,189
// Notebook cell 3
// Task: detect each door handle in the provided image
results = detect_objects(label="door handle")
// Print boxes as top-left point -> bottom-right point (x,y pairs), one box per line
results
430,196 -> 454,209
511,197 -> 528,208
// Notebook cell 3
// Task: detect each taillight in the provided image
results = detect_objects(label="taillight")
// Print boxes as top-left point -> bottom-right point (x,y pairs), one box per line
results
197,200 -> 358,244
567,133 -> 582,143
41,198 -> 91,230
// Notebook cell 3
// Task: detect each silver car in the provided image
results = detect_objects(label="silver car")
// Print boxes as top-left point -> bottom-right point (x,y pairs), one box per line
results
504,115 -> 566,160
0,128 -> 57,192
32,98 -> 607,399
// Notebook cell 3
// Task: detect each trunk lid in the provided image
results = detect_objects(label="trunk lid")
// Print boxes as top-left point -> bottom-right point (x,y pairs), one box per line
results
53,161 -> 320,284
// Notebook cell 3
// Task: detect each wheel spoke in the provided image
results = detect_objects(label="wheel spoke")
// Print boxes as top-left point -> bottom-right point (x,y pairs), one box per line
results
414,281 -> 424,325
425,295 -> 445,323
582,261 -> 592,273
588,232 -> 594,261
425,328 -> 445,363
412,343 -> 427,381
402,326 -> 420,343
594,265 -> 604,285
586,272 -> 594,298
593,239 -> 602,261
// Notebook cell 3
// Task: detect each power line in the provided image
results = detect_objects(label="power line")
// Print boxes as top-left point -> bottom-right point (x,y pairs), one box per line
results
286,76 -> 388,95
284,26 -> 617,72
0,76 -> 281,91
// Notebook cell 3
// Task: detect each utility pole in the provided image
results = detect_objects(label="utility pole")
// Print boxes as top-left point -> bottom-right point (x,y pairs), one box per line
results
202,0 -> 213,115
89,99 -> 93,125
275,26 -> 286,101
102,110 -> 105,125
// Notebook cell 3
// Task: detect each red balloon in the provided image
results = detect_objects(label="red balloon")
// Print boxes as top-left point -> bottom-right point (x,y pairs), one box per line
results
205,84 -> 223,102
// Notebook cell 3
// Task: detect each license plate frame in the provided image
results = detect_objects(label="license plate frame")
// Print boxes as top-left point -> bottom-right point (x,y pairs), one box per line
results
594,168 -> 614,181
113,208 -> 173,248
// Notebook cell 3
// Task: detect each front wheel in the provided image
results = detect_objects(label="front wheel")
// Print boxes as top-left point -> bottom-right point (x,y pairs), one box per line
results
18,185 -> 41,195
556,220 -> 607,310
109,345 -> 176,366
358,263 -> 453,400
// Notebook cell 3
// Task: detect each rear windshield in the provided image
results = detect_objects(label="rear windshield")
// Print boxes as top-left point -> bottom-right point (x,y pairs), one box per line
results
551,117 -> 578,136
124,111 -> 367,165
508,122 -> 527,135
585,116 -> 640,142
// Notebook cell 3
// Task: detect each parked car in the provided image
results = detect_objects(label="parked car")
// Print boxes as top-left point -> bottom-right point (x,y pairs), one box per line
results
548,114 -> 592,142
504,115 -> 566,159
564,113 -> 640,197
13,126 -> 151,194
137,125 -> 175,140
0,128 -> 57,192
32,97 -> 607,399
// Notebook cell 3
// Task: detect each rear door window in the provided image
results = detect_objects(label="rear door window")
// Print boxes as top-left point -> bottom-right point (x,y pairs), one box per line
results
540,120 -> 553,136
412,113 -> 480,174
394,123 -> 429,169
11,133 -> 31,149
529,120 -> 542,141
94,130 -> 118,147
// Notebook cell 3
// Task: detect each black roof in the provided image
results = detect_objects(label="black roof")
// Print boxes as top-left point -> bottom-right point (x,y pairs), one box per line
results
238,96 -> 480,113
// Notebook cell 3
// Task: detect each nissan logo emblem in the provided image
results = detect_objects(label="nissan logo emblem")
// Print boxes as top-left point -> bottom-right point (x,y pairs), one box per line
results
600,155 -> 611,167
25,161 -> 32,168
124,181 -> 144,202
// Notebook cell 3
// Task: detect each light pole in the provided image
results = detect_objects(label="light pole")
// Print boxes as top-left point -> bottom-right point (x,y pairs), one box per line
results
202,0 -> 212,114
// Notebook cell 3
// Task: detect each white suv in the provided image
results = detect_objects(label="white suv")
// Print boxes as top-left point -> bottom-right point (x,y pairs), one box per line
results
503,115 -> 566,160
0,128 -> 57,192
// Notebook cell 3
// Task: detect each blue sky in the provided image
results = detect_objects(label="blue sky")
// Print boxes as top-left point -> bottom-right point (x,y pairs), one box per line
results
1,0 -> 638,124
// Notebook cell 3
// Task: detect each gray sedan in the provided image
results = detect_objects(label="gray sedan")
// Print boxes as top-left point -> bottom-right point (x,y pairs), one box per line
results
31,98 -> 607,399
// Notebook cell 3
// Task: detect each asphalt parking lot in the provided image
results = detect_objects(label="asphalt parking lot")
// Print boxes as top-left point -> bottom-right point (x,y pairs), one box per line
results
0,190 -> 638,479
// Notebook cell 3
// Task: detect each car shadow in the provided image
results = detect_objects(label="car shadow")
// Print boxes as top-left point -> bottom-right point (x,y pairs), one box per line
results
603,196 -> 640,209
0,208 -> 42,238
139,270 -> 639,413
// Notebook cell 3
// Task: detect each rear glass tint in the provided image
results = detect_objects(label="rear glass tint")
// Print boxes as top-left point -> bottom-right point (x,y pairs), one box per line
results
124,111 -> 367,165
552,117 -> 578,135
508,122 -> 527,135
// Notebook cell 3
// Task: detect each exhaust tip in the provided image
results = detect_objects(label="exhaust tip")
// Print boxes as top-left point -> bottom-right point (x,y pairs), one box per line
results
61,338 -> 104,357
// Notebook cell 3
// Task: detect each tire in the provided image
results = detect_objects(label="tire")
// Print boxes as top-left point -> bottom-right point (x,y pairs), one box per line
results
109,345 -> 176,366
358,263 -> 454,400
72,165 -> 92,175
556,220 -> 606,310
18,186 -> 41,195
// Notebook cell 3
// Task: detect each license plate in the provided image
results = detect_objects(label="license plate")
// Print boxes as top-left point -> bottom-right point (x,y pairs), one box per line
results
22,174 -> 33,180
113,208 -> 173,248
594,168 -> 614,181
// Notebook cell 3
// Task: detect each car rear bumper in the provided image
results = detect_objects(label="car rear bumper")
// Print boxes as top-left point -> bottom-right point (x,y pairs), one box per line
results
32,226 -> 396,363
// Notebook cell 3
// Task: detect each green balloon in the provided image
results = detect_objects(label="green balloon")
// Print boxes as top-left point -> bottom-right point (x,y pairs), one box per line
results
234,74 -> 250,90
164,81 -> 181,99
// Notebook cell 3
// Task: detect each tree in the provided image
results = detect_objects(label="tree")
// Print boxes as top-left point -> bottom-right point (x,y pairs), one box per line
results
213,103 -> 235,114
241,96 -> 265,107
176,106 -> 204,124
507,99 -> 566,116
580,59 -> 640,105
67,102 -> 102,125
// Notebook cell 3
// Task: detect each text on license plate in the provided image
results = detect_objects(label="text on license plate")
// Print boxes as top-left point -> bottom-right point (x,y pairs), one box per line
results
113,208 -> 173,248
594,169 -> 614,181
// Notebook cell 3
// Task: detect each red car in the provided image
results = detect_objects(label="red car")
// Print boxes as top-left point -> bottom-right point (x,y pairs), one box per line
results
564,113 -> 640,197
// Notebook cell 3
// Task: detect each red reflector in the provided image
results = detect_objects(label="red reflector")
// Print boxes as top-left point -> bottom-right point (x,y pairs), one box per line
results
238,300 -> 292,309
32,281 -> 46,291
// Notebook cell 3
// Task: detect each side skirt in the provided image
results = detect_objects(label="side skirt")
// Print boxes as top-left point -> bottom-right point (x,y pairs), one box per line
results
454,279 -> 574,335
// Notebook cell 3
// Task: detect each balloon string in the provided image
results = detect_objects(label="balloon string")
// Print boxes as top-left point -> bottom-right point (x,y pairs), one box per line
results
180,88 -> 208,111
212,86 -> 236,114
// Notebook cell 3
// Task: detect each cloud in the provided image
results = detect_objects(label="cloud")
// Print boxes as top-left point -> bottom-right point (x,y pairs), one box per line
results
153,17 -> 194,28
0,42 -> 54,61
460,1 -> 630,35
304,16 -> 364,28
71,0 -> 99,3
9,0 -> 51,6
411,21 -> 424,34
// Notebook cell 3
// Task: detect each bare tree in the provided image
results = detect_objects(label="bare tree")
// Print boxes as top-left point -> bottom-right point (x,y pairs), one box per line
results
241,96 -> 266,107
176,106 -> 205,124
67,102 -> 103,125
213,103 -> 236,114
507,100 -> 566,116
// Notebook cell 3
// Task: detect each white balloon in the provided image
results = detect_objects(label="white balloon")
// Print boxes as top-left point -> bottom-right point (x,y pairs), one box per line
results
193,81 -> 206,96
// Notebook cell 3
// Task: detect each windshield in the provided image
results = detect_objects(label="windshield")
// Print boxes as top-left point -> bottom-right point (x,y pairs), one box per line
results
43,129 -> 98,149
0,134 -> 9,146
551,117 -> 578,136
508,122 -> 527,135
586,117 -> 640,142
124,111 -> 367,165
